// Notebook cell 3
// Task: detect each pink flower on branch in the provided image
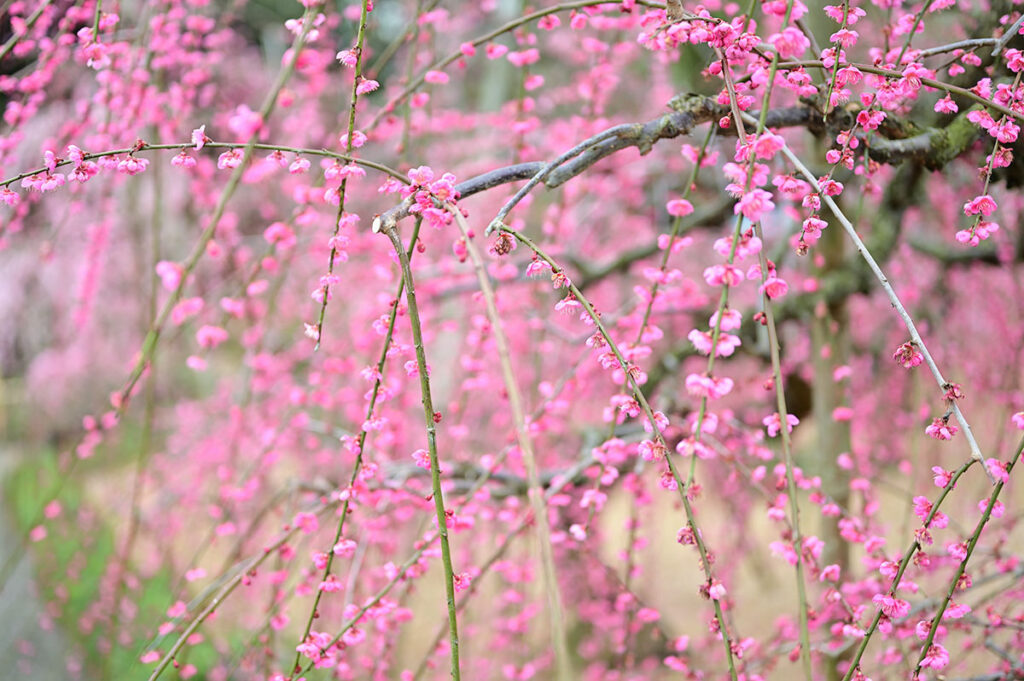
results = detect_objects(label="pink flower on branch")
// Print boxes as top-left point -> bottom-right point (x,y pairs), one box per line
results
872,594 -> 911,619
892,341 -> 923,369
763,412 -> 799,437
735,188 -> 775,222
925,417 -> 958,441
355,77 -> 379,94
963,194 -> 997,217
920,644 -> 950,670
191,125 -> 208,150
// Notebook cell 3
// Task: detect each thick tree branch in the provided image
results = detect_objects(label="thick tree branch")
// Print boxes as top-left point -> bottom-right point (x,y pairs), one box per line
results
866,107 -> 982,169
373,99 -> 817,233
545,101 -> 813,186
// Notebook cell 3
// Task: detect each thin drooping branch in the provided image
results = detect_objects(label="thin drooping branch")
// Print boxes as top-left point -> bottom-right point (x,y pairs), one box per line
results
779,59 -> 1024,124
290,216 -> 423,674
839,458 -> 975,681
0,7 -> 325,600
500,225 -> 740,681
725,30 -> 814,678
0,141 -> 409,189
146,498 -> 338,681
448,205 -> 572,679
295,369 -> 591,678
410,451 -> 597,680
363,0 -> 664,133
766,118 -> 992,478
913,437 -> 1023,676
312,0 -> 373,349
380,222 -> 462,681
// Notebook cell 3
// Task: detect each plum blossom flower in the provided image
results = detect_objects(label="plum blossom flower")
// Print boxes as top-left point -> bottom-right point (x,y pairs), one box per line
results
892,341 -> 923,368
685,373 -> 734,399
769,27 -> 809,59
228,105 -> 262,137
713,231 -> 761,260
946,602 -> 971,619
830,28 -> 859,47
318,575 -> 342,592
946,541 -> 968,561
293,511 -> 318,534
424,70 -> 449,84
642,410 -> 670,433
191,125 -> 208,150
934,95 -> 958,113
336,48 -> 357,67
156,261 -> 183,291
855,109 -> 886,130
263,222 -> 296,250
296,631 -> 333,662
709,308 -> 742,331
820,564 -> 840,582
1005,49 -> 1024,72
963,194 -> 997,217
355,77 -> 379,94
217,150 -> 242,169
912,496 -> 948,528
872,594 -> 910,619
348,130 -> 367,148
801,215 -> 827,242
486,43 -> 509,59
333,539 -> 357,557
748,131 -> 786,160
666,198 -> 694,216
453,572 -> 472,592
735,188 -> 775,222
931,466 -> 953,488
171,152 -> 197,169
171,297 -> 203,325
920,644 -> 949,670
993,120 -> 1019,144
967,108 -> 995,130
824,4 -> 865,23
676,437 -> 714,459
638,439 -> 667,461
819,178 -> 843,196
703,263 -> 744,287
759,276 -> 788,299
688,329 -> 741,357
925,417 -> 958,440
412,448 -> 431,469
763,412 -> 799,437
196,325 -> 229,349
985,458 -> 1009,483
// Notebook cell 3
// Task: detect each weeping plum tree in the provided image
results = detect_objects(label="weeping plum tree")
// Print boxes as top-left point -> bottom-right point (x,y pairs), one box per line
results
1,0 -> 1024,679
